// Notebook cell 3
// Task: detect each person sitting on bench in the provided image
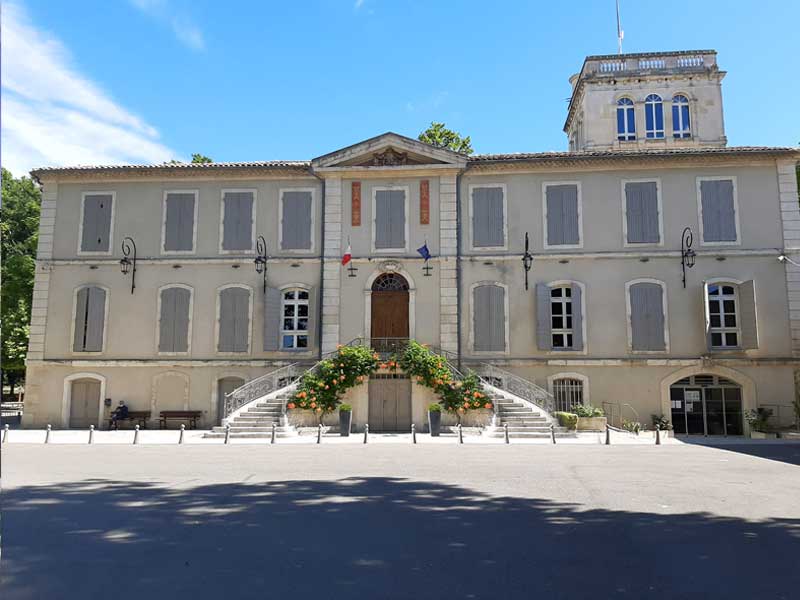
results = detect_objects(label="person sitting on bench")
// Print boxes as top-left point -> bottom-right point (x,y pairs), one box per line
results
110,400 -> 129,429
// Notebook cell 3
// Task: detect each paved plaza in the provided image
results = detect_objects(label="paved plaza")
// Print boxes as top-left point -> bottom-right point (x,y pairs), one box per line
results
2,442 -> 800,599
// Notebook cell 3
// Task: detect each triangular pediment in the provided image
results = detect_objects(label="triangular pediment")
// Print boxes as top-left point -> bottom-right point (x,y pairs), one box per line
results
312,132 -> 467,169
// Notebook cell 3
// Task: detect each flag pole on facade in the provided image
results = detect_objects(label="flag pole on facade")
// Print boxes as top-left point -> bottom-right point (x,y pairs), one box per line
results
417,240 -> 433,276
343,237 -> 357,277
616,0 -> 624,55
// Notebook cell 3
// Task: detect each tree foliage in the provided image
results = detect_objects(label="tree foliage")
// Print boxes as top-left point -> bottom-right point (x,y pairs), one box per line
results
418,122 -> 473,155
1,168 -> 41,385
191,153 -> 213,163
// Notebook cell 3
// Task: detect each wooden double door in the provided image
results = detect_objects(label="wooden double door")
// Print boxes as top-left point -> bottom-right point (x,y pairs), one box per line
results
70,379 -> 101,428
370,291 -> 409,341
368,374 -> 411,432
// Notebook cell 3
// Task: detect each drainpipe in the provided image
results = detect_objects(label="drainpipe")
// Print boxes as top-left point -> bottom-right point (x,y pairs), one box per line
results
455,169 -> 465,371
312,170 -> 326,361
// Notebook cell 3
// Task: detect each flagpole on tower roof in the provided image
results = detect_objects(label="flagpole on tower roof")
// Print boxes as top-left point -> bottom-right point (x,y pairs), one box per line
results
616,0 -> 624,55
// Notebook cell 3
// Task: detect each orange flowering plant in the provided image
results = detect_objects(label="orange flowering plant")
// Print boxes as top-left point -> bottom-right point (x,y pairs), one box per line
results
291,344 -> 379,414
397,340 -> 490,414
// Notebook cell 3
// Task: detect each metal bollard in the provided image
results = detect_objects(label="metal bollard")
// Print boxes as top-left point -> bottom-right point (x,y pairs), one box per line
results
88,425 -> 94,444
458,423 -> 464,444
3,423 -> 9,443
504,423 -> 510,444
45,424 -> 52,444
133,424 -> 140,445
605,424 -> 611,445
363,423 -> 369,444
411,423 -> 416,444
224,424 -> 230,444
655,426 -> 661,445
271,422 -> 276,444
550,423 -> 556,444
317,423 -> 322,444
178,424 -> 185,445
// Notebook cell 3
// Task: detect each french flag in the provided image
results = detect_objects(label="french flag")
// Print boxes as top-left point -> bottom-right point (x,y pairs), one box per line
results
341,244 -> 352,266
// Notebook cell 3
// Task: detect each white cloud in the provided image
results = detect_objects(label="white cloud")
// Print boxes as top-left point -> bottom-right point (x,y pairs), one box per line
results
0,2 -> 178,176
129,0 -> 205,51
354,0 -> 365,8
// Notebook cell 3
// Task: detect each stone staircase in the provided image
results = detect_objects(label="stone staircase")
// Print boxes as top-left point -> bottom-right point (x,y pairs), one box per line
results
204,393 -> 298,439
485,394 -> 575,439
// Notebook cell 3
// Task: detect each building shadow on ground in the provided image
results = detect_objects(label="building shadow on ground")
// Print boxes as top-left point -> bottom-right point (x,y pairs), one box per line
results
678,437 -> 800,466
2,477 -> 799,600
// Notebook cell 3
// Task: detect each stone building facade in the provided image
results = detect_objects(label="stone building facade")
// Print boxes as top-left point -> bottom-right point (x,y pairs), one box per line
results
24,50 -> 800,435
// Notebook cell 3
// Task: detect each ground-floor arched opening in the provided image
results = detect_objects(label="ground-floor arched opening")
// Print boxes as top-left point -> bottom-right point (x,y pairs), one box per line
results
216,376 -> 246,424
669,374 -> 743,436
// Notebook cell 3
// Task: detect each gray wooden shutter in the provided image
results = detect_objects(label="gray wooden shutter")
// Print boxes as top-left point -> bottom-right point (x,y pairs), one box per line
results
473,187 -> 504,247
570,284 -> 583,351
474,285 -> 504,351
375,190 -> 391,248
738,280 -> 758,349
263,286 -> 281,351
223,192 -> 253,250
164,193 -> 195,251
219,287 -> 248,352
389,190 -> 405,248
701,180 -> 737,242
626,182 -> 660,243
630,283 -> 665,351
73,287 -> 89,351
536,283 -> 552,351
172,288 -> 191,352
85,287 -> 106,351
547,185 -> 579,246
282,191 -> 312,250
81,194 -> 112,252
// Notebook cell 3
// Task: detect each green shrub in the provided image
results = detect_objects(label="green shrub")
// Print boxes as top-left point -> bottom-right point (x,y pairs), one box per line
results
427,403 -> 442,413
574,404 -> 604,418
651,414 -> 672,430
339,404 -> 352,412
622,419 -> 641,434
744,407 -> 773,432
554,412 -> 578,430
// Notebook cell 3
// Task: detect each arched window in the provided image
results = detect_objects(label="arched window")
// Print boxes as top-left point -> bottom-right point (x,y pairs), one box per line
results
672,94 -> 691,138
616,98 -> 636,141
644,94 -> 664,139
281,288 -> 310,349
706,283 -> 739,349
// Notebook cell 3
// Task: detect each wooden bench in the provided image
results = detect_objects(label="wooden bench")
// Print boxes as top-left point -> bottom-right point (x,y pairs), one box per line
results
159,410 -> 202,429
108,410 -> 150,430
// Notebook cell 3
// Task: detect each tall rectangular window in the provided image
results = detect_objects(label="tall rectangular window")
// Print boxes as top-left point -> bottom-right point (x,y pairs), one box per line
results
628,281 -> 666,351
73,286 -> 106,352
473,284 -> 506,352
699,179 -> 738,243
471,186 -> 505,248
645,94 -> 665,138
280,190 -> 313,251
624,181 -> 661,244
281,289 -> 310,349
616,98 -> 636,141
158,286 -> 191,353
707,284 -> 739,348
374,189 -> 406,250
672,95 -> 691,138
79,193 -> 114,253
163,191 -> 196,253
221,190 -> 255,252
217,286 -> 251,352
544,183 -> 581,247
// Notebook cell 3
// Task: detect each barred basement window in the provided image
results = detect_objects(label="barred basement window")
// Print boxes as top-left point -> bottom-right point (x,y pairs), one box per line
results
281,289 -> 309,349
552,378 -> 584,412
550,286 -> 573,349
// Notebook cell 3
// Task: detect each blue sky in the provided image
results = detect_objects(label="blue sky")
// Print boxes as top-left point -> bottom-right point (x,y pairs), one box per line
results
2,0 -> 798,175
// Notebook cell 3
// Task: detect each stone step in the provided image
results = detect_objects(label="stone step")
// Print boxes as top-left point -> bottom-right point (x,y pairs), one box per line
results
231,419 -> 281,426
498,420 -> 548,426
496,426 -> 555,433
211,426 -> 291,433
243,409 -> 283,415
486,431 -> 575,439
204,431 -> 297,439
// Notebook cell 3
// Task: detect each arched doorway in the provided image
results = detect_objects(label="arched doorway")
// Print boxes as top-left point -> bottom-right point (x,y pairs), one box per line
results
69,378 -> 102,429
670,374 -> 743,436
217,376 -> 245,424
370,273 -> 409,354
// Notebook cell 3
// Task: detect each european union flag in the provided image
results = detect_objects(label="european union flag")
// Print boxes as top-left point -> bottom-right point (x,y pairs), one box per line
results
416,243 -> 431,261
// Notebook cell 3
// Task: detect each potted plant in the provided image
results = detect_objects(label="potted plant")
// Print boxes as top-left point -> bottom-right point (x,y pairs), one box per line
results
574,404 -> 607,431
651,414 -> 673,437
428,403 -> 442,436
339,404 -> 352,437
745,407 -> 776,439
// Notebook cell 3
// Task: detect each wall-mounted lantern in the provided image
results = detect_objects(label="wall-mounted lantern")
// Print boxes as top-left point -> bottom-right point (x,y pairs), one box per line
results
254,235 -> 268,293
680,227 -> 696,288
119,236 -> 137,294
522,232 -> 534,290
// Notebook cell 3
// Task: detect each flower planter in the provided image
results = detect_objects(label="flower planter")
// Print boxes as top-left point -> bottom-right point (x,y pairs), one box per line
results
750,431 -> 777,440
577,416 -> 607,431
339,410 -> 352,437
428,410 -> 442,437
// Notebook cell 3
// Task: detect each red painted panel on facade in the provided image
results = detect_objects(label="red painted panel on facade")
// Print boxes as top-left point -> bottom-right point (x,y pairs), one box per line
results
352,181 -> 361,226
420,180 -> 430,225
